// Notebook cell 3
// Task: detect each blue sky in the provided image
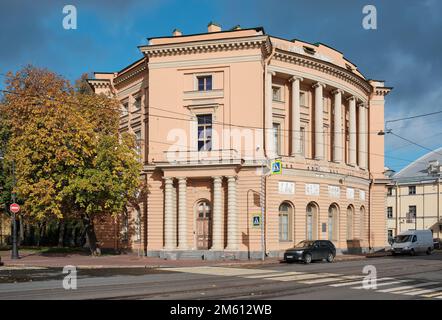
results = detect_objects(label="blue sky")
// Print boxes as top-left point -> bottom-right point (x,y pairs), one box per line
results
1,0 -> 441,173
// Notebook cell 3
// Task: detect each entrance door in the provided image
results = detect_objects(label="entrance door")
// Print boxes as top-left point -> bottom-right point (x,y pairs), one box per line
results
196,200 -> 211,249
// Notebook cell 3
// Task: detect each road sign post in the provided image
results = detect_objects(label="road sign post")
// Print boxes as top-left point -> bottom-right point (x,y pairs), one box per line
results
10,160 -> 19,260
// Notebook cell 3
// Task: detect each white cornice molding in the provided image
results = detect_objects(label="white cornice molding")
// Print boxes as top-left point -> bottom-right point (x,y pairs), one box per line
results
149,54 -> 262,69
273,50 -> 372,95
268,65 -> 369,103
140,35 -> 269,58
114,64 -> 147,86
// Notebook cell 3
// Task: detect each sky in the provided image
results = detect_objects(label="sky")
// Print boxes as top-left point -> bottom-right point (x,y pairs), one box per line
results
0,0 -> 441,173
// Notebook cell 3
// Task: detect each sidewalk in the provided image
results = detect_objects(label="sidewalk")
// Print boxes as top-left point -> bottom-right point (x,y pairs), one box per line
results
0,250 -> 366,269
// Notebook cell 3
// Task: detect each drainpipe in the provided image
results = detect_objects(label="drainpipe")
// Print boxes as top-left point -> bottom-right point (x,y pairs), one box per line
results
262,37 -> 275,258
368,173 -> 373,252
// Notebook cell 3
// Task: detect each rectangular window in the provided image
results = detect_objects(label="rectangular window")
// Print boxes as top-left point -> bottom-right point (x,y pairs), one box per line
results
387,187 -> 393,196
197,75 -> 212,91
300,127 -> 305,156
408,186 -> 416,195
300,91 -> 306,106
387,207 -> 393,219
121,101 -> 129,116
135,130 -> 142,158
272,86 -> 282,101
279,213 -> 289,241
134,96 -> 142,111
273,122 -> 281,155
197,114 -> 212,151
388,229 -> 393,240
407,205 -> 417,223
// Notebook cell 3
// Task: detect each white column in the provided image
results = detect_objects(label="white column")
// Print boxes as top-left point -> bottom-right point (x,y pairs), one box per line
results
358,103 -> 368,169
265,71 -> 275,158
348,96 -> 357,166
211,176 -> 223,250
164,177 -> 174,249
290,76 -> 303,156
332,89 -> 343,163
177,177 -> 188,249
313,82 -> 326,160
226,176 -> 238,251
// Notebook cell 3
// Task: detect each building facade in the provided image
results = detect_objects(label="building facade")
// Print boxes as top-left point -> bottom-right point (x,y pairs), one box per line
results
386,149 -> 442,241
88,23 -> 391,258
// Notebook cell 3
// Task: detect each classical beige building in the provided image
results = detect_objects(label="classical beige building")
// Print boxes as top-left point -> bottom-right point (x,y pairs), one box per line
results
88,23 -> 391,259
386,148 -> 442,241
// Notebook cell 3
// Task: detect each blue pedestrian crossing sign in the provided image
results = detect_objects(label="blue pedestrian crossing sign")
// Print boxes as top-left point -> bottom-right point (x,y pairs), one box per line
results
270,159 -> 282,175
252,215 -> 261,227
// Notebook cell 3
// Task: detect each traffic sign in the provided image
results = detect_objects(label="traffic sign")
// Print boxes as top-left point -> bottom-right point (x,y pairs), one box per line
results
10,203 -> 20,214
270,159 -> 282,175
252,215 -> 261,227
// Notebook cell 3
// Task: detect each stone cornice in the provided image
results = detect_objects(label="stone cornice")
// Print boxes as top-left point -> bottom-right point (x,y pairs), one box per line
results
114,63 -> 147,86
87,79 -> 111,89
273,49 -> 372,95
140,35 -> 269,58
373,87 -> 392,96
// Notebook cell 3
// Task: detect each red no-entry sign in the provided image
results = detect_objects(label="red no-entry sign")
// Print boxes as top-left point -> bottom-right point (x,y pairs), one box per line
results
10,203 -> 20,214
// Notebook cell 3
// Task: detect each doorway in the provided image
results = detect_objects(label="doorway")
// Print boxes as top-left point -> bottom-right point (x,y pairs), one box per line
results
196,200 -> 212,249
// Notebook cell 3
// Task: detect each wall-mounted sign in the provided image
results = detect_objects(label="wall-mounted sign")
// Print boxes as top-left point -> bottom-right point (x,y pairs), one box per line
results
305,183 -> 320,196
271,160 -> 282,175
252,215 -> 261,227
279,181 -> 295,195
346,188 -> 355,200
328,185 -> 341,198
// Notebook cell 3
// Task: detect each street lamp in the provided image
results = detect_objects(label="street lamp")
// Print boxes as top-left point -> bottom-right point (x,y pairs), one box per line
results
0,154 -> 19,259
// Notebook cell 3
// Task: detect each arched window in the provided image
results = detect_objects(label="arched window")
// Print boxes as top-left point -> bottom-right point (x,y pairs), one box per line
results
279,202 -> 293,241
306,202 -> 319,240
347,205 -> 354,240
328,204 -> 339,241
360,206 -> 366,240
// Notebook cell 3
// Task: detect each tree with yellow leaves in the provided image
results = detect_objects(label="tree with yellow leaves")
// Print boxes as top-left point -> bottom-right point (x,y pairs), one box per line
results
0,66 -> 141,255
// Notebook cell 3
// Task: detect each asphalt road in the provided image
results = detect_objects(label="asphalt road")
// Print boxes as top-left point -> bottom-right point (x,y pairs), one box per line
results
1,252 -> 442,300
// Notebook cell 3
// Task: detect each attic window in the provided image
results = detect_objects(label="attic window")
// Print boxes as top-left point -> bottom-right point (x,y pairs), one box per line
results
303,46 -> 316,55
345,64 -> 354,71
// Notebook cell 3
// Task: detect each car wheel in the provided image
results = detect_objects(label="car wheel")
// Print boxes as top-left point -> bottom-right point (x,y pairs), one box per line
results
391,251 -> 396,256
426,248 -> 432,255
410,249 -> 416,256
326,252 -> 334,263
303,253 -> 312,264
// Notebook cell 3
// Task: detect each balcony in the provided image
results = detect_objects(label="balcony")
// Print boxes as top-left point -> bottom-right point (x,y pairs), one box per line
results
160,149 -> 240,167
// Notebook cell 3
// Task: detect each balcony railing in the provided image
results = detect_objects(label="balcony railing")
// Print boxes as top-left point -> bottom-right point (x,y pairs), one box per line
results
162,149 -> 240,166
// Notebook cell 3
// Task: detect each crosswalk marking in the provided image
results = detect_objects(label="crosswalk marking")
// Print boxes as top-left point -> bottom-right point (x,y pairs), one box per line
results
159,266 -> 441,299
269,273 -> 340,282
402,286 -> 442,296
352,279 -> 412,290
300,276 -> 349,284
378,282 -> 439,293
244,272 -> 304,279
330,277 -> 394,287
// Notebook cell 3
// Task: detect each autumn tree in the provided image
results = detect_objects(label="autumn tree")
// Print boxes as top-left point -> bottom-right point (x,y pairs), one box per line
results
0,66 -> 141,254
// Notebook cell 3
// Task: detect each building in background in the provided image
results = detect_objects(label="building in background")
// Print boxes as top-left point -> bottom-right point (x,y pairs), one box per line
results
386,148 -> 442,241
88,23 -> 391,258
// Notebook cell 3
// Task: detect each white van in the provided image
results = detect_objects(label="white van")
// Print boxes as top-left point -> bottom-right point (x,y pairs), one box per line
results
391,230 -> 434,256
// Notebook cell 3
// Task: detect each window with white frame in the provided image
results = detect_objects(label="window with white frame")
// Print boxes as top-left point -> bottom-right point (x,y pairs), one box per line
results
121,101 -> 129,116
197,75 -> 212,91
273,122 -> 281,155
272,86 -> 282,102
197,114 -> 212,151
135,130 -> 142,157
133,96 -> 142,111
300,91 -> 306,106
387,206 -> 393,219
408,186 -> 416,195
279,202 -> 292,241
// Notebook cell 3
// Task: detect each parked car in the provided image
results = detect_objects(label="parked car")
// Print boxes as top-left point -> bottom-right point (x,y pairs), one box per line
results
433,238 -> 441,250
284,240 -> 336,264
391,230 -> 434,256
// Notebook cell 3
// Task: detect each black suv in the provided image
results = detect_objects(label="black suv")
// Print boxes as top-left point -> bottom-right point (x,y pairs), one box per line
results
284,240 -> 336,264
